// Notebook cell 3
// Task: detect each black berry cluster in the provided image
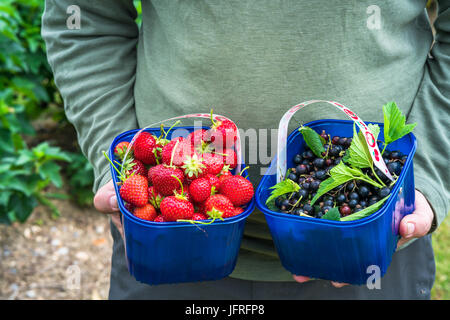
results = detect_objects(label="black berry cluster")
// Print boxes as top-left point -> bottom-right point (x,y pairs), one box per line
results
274,130 -> 407,219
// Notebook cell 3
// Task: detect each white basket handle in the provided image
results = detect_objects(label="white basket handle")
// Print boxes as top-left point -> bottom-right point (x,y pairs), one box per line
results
276,99 -> 393,183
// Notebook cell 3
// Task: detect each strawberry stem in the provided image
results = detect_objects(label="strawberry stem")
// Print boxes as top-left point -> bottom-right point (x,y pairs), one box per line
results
171,174 -> 184,196
170,140 -> 180,167
164,120 -> 181,140
103,151 -> 125,181
239,166 -> 250,176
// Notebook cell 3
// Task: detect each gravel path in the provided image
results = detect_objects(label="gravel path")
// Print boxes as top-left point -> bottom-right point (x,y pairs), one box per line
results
0,199 -> 113,300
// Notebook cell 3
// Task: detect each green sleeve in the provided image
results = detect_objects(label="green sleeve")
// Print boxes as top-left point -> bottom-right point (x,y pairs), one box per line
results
408,0 -> 450,232
41,0 -> 139,193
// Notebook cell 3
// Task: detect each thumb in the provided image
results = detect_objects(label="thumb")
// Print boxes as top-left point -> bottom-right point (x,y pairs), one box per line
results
398,191 -> 433,240
93,180 -> 119,213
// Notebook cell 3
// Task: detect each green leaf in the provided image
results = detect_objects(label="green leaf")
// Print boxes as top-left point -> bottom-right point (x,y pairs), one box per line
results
310,162 -> 383,205
321,207 -> 341,221
340,196 -> 389,221
383,101 -> 417,145
299,126 -> 325,158
8,192 -> 38,223
39,161 -> 63,188
265,179 -> 300,206
346,123 -> 380,169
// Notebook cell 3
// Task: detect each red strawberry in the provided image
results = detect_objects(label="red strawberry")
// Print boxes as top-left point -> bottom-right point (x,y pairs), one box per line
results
123,158 -> 147,177
189,177 -> 212,203
192,213 -> 208,221
148,164 -> 185,196
187,129 -> 208,147
222,148 -> 237,169
204,194 -> 235,219
205,174 -> 220,191
219,175 -> 254,207
207,115 -> 237,150
119,174 -> 148,208
153,215 -> 166,222
161,137 -> 193,166
114,141 -> 132,160
160,195 -> 194,222
148,186 -> 164,209
182,154 -> 207,179
133,203 -> 158,221
202,153 -> 224,175
134,132 -> 157,165
234,206 -> 245,216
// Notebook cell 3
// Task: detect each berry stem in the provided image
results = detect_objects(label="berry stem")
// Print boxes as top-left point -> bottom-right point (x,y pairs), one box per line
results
103,151 -> 125,181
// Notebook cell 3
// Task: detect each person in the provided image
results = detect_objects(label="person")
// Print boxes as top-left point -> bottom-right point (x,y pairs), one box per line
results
42,0 -> 449,299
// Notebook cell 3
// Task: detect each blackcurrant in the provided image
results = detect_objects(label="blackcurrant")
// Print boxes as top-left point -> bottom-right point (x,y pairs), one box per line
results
387,162 -> 402,176
349,192 -> 359,201
294,154 -> 303,165
303,204 -> 314,214
358,186 -> 370,198
314,170 -> 327,180
296,164 -> 308,175
348,199 -> 358,208
313,158 -> 325,169
310,180 -> 321,191
378,187 -> 391,198
288,173 -> 297,181
336,194 -> 346,204
298,189 -> 309,199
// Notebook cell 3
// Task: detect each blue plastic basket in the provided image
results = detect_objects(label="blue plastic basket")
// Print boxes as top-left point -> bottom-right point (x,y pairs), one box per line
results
109,126 -> 256,285
255,119 -> 417,285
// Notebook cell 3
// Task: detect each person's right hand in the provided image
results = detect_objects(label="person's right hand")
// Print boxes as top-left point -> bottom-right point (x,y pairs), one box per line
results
93,179 -> 124,239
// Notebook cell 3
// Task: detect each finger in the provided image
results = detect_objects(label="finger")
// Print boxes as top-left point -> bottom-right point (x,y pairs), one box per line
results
331,281 -> 349,288
293,275 -> 310,283
398,192 -> 433,240
93,180 -> 119,213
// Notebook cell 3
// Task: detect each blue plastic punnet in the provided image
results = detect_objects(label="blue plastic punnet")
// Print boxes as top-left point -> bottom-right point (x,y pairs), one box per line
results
109,126 -> 255,285
255,119 -> 417,285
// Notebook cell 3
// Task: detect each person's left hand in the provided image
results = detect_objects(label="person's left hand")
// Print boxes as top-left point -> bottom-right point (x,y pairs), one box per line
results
292,190 -> 435,287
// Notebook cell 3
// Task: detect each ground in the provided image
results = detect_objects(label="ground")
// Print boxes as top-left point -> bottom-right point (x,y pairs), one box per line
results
0,199 -> 113,300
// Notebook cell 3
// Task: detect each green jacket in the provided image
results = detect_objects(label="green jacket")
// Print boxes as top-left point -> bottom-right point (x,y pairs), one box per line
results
42,0 -> 449,281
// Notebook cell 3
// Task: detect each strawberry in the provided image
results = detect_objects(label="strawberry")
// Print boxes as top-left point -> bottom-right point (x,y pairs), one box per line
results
161,137 -> 192,166
104,151 -> 148,207
114,141 -> 132,160
133,203 -> 158,221
219,175 -> 254,207
134,131 -> 157,165
148,186 -> 164,209
234,206 -> 245,216
202,153 -> 224,175
192,213 -> 208,221
153,215 -> 166,222
123,158 -> 147,177
148,164 -> 185,196
119,174 -> 149,208
205,174 -> 221,191
204,194 -> 235,219
222,148 -> 237,169
187,129 -> 208,147
207,113 -> 237,150
182,154 -> 207,179
160,192 -> 194,222
189,177 -> 212,203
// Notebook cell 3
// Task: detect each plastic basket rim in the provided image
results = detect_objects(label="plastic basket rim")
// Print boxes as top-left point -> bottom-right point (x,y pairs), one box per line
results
255,118 -> 417,227
109,126 -> 256,229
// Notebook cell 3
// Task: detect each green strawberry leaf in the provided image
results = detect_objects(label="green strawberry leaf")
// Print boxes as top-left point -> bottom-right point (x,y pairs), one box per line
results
382,101 -> 417,146
299,126 -> 325,158
321,207 -> 341,221
340,196 -> 389,221
265,178 -> 300,207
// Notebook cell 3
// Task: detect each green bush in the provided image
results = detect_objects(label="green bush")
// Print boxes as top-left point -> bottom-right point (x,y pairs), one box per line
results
0,0 -> 94,224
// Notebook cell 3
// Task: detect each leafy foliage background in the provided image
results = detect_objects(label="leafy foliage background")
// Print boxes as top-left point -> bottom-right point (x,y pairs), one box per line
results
0,0 -> 94,224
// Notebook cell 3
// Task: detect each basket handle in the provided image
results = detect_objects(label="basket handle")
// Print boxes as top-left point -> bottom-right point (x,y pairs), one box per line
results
119,112 -> 242,174
276,99 -> 393,183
